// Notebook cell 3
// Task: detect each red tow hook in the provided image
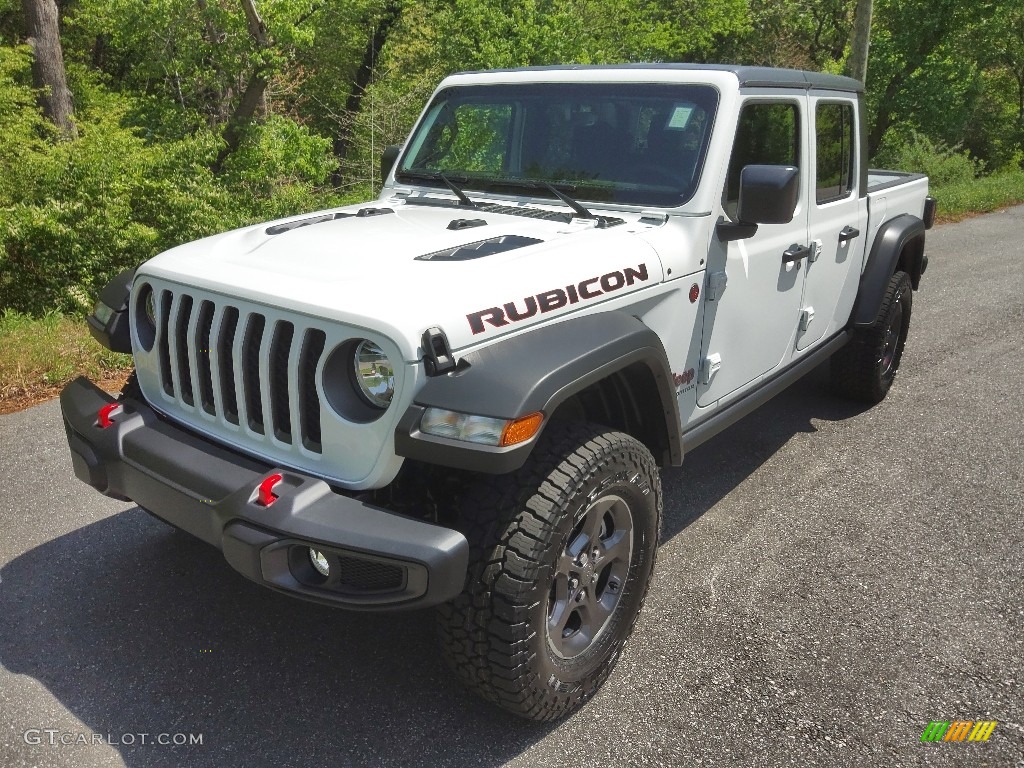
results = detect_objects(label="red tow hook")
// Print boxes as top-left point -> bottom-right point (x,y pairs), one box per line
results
257,473 -> 284,506
97,402 -> 122,428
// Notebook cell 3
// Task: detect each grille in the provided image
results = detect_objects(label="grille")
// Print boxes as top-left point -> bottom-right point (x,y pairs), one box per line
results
153,289 -> 328,453
335,555 -> 405,592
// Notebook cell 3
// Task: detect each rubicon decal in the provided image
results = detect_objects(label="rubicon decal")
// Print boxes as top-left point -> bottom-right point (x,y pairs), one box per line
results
467,264 -> 650,334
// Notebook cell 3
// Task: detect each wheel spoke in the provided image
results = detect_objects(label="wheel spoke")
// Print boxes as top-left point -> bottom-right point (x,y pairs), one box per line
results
567,506 -> 603,559
548,576 -> 573,635
598,529 -> 631,566
576,590 -> 614,646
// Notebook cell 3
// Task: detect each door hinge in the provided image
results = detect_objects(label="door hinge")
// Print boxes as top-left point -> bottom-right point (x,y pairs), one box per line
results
706,271 -> 728,301
809,239 -> 822,263
799,307 -> 815,332
700,353 -> 722,385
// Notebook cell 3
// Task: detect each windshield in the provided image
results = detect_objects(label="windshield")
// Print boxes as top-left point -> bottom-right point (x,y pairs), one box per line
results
397,82 -> 719,208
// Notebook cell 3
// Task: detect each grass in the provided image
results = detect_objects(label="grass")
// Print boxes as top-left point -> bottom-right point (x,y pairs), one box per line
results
0,310 -> 133,414
932,169 -> 1024,223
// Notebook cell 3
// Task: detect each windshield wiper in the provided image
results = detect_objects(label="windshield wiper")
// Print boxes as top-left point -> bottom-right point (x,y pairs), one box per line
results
398,170 -> 478,209
457,176 -> 609,224
534,181 -> 596,221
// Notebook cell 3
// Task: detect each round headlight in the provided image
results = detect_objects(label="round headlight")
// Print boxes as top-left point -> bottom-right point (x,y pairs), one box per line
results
134,283 -> 157,352
352,340 -> 395,409
144,289 -> 157,324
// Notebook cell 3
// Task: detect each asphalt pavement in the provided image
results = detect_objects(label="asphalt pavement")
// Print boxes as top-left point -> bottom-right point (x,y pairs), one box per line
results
1,206 -> 1022,768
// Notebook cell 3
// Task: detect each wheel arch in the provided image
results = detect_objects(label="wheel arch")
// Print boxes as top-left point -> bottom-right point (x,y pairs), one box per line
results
394,311 -> 683,474
851,214 -> 926,327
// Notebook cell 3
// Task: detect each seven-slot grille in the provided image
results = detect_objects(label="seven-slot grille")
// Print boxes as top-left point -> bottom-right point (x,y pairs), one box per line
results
149,287 -> 328,453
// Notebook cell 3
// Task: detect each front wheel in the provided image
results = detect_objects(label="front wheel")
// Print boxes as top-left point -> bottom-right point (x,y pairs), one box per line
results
437,422 -> 662,721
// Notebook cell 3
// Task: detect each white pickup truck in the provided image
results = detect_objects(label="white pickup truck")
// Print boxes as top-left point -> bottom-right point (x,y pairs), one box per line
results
62,64 -> 934,721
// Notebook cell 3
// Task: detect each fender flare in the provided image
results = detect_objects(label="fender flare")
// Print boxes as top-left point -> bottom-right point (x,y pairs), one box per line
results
852,214 -> 925,327
87,267 -> 136,353
394,311 -> 682,474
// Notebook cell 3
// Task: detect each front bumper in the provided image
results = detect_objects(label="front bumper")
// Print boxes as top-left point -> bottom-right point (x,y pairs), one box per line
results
60,377 -> 468,610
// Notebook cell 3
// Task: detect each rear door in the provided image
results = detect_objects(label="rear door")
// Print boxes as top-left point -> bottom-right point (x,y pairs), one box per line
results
796,95 -> 867,350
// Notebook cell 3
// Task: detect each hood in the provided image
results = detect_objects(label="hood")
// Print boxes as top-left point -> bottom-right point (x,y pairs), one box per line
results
138,198 -> 664,360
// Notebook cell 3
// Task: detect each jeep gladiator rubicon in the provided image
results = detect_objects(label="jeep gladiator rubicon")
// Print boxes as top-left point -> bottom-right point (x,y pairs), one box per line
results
61,65 -> 934,720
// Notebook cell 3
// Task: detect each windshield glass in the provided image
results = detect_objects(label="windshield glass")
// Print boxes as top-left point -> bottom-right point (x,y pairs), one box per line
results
397,82 -> 719,207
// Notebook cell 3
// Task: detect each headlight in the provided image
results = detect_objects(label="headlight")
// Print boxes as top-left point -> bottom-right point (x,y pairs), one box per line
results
420,408 -> 544,447
133,283 -> 157,352
144,289 -> 156,325
352,340 -> 395,409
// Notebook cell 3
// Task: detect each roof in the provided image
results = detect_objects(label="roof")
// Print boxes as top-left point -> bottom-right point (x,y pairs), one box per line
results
453,63 -> 864,94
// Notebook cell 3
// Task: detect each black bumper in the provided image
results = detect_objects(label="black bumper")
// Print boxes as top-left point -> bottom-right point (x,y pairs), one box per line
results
60,377 -> 469,610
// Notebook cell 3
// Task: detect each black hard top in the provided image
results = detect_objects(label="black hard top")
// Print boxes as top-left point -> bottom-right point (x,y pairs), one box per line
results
456,63 -> 864,94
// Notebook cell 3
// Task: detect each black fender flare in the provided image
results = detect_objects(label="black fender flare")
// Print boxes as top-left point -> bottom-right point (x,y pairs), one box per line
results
852,214 -> 925,327
394,311 -> 682,474
87,267 -> 136,353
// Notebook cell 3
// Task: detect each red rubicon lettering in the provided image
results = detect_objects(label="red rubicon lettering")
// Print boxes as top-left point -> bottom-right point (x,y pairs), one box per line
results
578,278 -> 601,299
537,289 -> 567,312
600,271 -> 625,292
504,296 -> 538,321
624,264 -> 648,285
466,263 -> 650,334
467,307 -> 509,335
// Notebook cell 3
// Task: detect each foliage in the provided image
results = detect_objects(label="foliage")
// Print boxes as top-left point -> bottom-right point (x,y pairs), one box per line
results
874,130 -> 981,187
930,169 -> 1024,221
1,0 -> 1023,318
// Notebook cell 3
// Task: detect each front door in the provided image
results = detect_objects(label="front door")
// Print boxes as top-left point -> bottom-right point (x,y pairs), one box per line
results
697,98 -> 809,406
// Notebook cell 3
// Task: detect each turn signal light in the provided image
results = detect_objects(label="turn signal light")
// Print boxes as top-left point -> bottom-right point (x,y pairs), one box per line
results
500,412 -> 544,447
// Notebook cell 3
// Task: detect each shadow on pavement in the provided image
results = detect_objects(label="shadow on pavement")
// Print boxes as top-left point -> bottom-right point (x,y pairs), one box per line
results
661,366 -> 869,539
0,509 -> 553,767
0,367 -> 865,767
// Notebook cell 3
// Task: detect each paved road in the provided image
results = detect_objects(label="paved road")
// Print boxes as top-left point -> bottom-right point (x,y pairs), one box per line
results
2,207 -> 1023,768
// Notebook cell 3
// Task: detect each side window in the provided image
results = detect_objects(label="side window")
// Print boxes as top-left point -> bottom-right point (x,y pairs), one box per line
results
815,102 -> 855,204
724,102 -> 799,218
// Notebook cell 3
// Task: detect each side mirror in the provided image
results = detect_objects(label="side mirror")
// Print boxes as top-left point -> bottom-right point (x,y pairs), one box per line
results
718,164 -> 800,241
380,144 -> 402,183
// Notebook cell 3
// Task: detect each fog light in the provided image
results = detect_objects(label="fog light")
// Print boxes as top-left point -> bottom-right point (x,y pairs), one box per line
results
309,548 -> 330,577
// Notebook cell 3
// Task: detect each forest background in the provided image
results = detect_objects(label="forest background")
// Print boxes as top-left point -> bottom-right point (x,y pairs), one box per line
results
1,0 -> 1023,404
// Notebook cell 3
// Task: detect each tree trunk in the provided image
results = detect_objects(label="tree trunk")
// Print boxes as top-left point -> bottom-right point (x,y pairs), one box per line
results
331,1 -> 403,185
215,72 -> 269,167
846,0 -> 873,85
212,0 -> 272,172
22,0 -> 76,138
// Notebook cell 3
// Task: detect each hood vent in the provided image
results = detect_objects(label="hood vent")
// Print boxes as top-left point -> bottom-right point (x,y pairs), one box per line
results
447,218 -> 487,231
265,207 -> 393,235
416,234 -> 542,262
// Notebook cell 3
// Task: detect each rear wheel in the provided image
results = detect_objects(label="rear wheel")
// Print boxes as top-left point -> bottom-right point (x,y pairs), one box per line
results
437,422 -> 661,721
831,270 -> 913,403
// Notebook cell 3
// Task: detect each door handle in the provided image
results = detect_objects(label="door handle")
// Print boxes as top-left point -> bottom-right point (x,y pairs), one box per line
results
839,226 -> 861,242
782,243 -> 812,264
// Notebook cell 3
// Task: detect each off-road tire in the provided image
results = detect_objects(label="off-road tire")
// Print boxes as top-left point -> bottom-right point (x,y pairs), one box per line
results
436,422 -> 662,721
831,270 -> 913,403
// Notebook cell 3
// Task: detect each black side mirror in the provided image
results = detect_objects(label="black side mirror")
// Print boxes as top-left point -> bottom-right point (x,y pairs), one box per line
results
718,164 -> 800,241
381,144 -> 402,183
